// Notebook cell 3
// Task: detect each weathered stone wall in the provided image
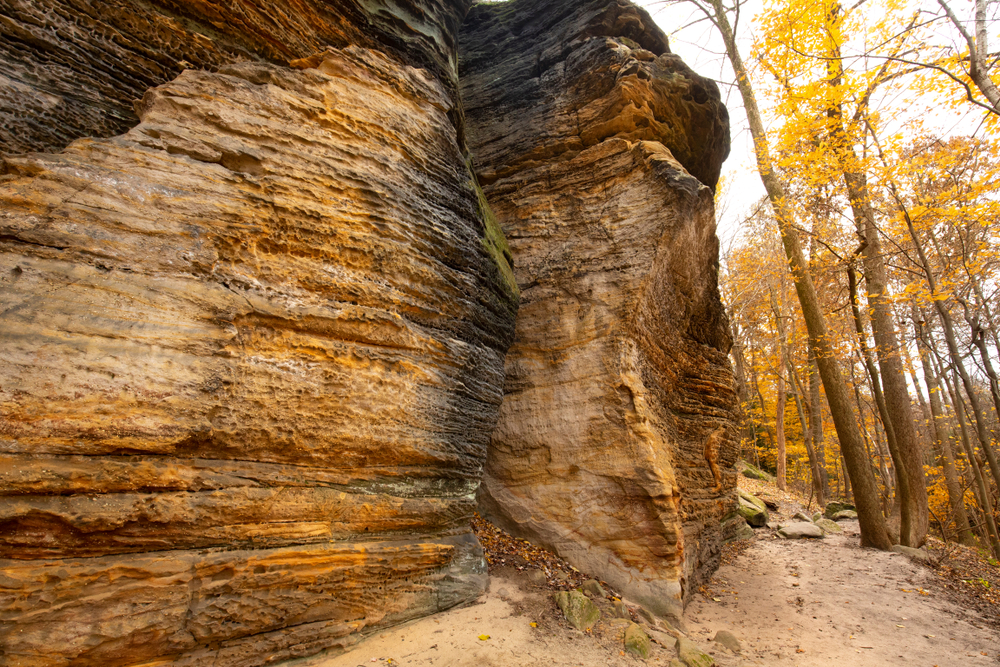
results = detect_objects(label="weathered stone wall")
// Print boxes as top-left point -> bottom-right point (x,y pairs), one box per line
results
0,3 -> 518,665
460,0 -> 739,620
0,0 -> 471,154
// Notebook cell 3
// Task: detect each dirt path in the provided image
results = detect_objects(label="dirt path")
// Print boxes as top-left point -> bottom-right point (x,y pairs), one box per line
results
300,501 -> 999,666
686,520 -> 999,666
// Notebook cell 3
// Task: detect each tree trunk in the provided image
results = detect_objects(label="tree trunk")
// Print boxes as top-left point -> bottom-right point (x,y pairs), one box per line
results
791,364 -> 826,506
706,0 -> 891,549
899,208 -> 1000,491
809,349 -> 830,499
822,0 -> 926,546
848,260 -> 904,511
915,316 -> 976,545
776,359 -> 788,492
941,368 -> 1000,558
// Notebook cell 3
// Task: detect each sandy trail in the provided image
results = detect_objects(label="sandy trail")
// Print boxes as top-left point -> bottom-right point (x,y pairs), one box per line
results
301,518 -> 999,667
685,520 -> 999,666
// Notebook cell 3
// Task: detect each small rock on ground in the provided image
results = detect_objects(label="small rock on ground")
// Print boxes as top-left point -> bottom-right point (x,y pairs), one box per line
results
676,636 -> 715,667
713,629 -> 741,653
792,511 -> 813,522
526,570 -> 546,585
777,522 -> 825,539
624,623 -> 651,658
554,590 -> 600,631
582,579 -> 606,598
891,544 -> 930,563
815,517 -> 843,534
611,598 -> 630,619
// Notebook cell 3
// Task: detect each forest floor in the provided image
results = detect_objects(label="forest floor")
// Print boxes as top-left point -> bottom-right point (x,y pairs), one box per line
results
303,475 -> 1000,667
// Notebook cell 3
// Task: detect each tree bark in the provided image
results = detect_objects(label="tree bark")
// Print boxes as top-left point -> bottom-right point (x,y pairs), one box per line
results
848,260 -> 904,508
936,0 -> 1000,115
808,349 -> 830,499
915,315 -> 976,545
791,363 -> 826,506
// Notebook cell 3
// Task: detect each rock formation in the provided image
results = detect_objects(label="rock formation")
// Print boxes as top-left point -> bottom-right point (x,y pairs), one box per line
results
460,0 -> 739,620
0,2 -> 518,665
1,0 -> 740,661
0,0 -> 470,154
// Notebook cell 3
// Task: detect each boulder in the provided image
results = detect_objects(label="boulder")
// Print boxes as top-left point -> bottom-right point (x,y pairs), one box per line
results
676,636 -> 716,667
461,0 -> 736,620
777,522 -> 825,539
0,4 -> 519,665
713,629 -> 741,653
792,511 -> 814,522
824,501 -> 856,518
583,579 -> 607,598
738,490 -> 770,528
815,518 -> 844,534
625,622 -> 653,659
612,598 -> 632,619
813,512 -> 824,522
554,590 -> 601,631
736,460 -> 773,481
891,545 -> 930,563
832,510 -> 859,521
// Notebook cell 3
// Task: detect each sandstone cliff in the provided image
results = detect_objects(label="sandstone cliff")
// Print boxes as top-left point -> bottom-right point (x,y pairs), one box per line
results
0,3 -> 518,665
0,0 -> 470,154
461,0 -> 739,620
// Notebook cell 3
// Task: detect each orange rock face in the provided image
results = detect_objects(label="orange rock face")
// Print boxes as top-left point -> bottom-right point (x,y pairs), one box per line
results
461,0 -> 739,620
0,6 -> 517,664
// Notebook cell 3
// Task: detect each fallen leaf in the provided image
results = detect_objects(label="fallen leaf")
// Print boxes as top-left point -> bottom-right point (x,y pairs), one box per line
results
530,622 -> 537,628
896,625 -> 905,628
478,634 -> 490,641
712,597 -> 721,602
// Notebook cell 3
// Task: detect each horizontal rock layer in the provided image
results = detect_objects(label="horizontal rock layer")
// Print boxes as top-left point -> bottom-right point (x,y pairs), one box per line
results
0,27 -> 516,667
0,0 -> 472,153
461,0 -> 738,619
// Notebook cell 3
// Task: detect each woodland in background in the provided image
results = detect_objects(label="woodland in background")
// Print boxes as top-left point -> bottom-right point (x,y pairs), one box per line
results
697,0 -> 1000,556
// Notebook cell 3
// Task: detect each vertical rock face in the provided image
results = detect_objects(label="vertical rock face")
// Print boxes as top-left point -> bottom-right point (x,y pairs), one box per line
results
0,3 -> 518,666
460,0 -> 739,619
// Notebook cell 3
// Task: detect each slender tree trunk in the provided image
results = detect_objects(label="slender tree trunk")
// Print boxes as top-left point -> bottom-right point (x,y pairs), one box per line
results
809,349 -> 830,499
941,369 -> 1000,557
900,210 -> 1000,490
971,324 -> 1000,426
915,316 -> 976,545
937,0 -> 1000,114
770,287 -> 789,491
791,364 -> 826,506
776,359 -> 788,491
848,260 -> 904,510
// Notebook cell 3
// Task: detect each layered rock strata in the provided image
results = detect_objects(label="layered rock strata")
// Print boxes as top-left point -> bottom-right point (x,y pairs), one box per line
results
0,0 -> 470,153
461,0 -> 739,619
0,3 -> 518,664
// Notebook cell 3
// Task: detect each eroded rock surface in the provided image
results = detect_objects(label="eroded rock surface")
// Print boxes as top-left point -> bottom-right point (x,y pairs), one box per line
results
0,7 -> 517,665
0,0 -> 470,153
461,0 -> 738,619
